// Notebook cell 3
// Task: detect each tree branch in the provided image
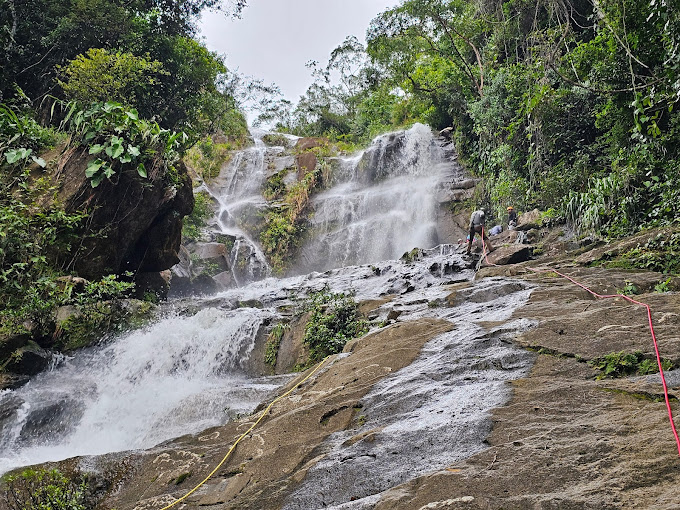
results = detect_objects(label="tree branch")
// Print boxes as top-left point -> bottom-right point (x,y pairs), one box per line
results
5,0 -> 17,55
17,43 -> 57,76
548,60 -> 663,94
592,0 -> 654,74
430,11 -> 484,96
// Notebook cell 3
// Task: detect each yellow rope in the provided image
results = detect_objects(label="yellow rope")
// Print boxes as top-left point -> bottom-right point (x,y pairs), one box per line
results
158,356 -> 332,510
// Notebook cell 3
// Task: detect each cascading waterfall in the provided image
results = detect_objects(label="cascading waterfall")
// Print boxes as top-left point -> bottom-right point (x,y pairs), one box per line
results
0,308 -> 284,473
200,128 -> 277,285
0,123 -> 536,510
297,123 -> 452,273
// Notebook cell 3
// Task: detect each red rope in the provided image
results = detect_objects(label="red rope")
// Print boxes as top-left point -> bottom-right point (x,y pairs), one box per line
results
479,227 -> 680,456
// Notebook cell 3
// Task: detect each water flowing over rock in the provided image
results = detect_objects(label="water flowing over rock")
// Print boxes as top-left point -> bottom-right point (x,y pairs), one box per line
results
171,124 -> 470,293
0,307 -> 284,472
297,123 -> 467,273
0,241 -> 533,475
0,123 -> 541,507
3,122 -> 679,509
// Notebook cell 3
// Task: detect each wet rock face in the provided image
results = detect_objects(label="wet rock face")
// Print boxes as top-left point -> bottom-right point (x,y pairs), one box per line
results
371,266 -> 680,510
18,399 -> 85,445
63,251 -> 537,510
516,208 -> 542,231
356,131 -> 406,183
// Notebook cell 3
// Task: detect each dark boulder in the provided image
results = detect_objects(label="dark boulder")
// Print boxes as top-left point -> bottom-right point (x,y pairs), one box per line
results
50,148 -> 194,281
356,131 -> 405,183
486,245 -> 533,265
4,341 -> 53,376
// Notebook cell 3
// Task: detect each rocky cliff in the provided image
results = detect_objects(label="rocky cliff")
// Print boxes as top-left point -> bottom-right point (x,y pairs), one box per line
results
48,146 -> 194,283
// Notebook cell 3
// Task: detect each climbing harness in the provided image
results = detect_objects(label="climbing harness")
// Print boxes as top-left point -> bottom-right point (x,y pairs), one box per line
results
158,355 -> 332,510
479,227 -> 680,457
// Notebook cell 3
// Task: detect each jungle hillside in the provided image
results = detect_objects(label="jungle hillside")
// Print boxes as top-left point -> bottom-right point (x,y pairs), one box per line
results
263,0 -> 680,248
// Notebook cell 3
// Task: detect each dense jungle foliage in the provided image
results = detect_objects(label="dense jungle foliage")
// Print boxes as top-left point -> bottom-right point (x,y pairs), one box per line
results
0,0 -> 248,337
266,0 -> 680,240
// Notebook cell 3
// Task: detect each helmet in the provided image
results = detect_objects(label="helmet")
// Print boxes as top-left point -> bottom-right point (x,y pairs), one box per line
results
507,206 -> 514,211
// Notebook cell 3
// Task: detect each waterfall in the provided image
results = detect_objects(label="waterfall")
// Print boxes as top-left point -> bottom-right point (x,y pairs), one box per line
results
0,308 -> 284,473
297,123 -> 452,273
177,123 -> 460,289
196,128 -> 280,286
0,122 -> 535,509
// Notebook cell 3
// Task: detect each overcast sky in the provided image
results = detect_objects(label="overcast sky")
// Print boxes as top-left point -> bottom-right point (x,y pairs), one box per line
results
199,0 -> 399,105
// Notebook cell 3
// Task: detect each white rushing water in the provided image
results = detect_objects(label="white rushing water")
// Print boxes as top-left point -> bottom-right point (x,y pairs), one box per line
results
298,123 -> 452,272
198,128 -> 279,285
0,308 -> 284,473
0,124 -> 536,510
283,278 -> 535,509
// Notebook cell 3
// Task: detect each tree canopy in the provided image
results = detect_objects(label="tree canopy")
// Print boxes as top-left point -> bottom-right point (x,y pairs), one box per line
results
0,0 -> 247,139
273,0 -> 680,239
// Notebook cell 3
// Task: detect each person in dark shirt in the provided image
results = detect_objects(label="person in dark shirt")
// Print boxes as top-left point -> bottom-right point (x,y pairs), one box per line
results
507,206 -> 517,229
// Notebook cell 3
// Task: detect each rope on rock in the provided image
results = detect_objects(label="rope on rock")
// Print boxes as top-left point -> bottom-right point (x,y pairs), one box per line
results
479,227 -> 680,457
157,355 -> 332,510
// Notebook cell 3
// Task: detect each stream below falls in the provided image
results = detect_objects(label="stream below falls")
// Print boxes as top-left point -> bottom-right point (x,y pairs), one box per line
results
0,247 -> 537,509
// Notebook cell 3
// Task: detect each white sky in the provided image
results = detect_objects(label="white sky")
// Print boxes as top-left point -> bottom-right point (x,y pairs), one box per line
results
199,0 -> 399,104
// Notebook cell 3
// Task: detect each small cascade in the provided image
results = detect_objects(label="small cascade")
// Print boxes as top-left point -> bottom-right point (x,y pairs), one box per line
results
0,307 -> 283,473
297,123 -> 454,273
207,129 -> 272,285
176,129 -> 281,291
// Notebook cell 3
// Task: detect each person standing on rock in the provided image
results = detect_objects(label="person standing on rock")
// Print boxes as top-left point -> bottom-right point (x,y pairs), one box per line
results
466,209 -> 493,255
507,206 -> 517,229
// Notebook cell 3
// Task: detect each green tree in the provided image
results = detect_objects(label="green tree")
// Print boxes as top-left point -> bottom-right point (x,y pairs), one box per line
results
1,468 -> 87,510
58,48 -> 167,107
0,0 -> 247,140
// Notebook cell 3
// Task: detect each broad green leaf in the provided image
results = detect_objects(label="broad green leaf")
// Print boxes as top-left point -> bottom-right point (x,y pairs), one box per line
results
89,144 -> 104,155
111,142 -> 124,159
11,148 -> 32,162
90,173 -> 105,188
104,101 -> 122,112
103,166 -> 116,178
128,145 -> 141,157
86,159 -> 104,177
5,149 -> 21,164
31,156 -> 46,168
126,109 -> 139,121
137,162 -> 147,178
120,154 -> 132,163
